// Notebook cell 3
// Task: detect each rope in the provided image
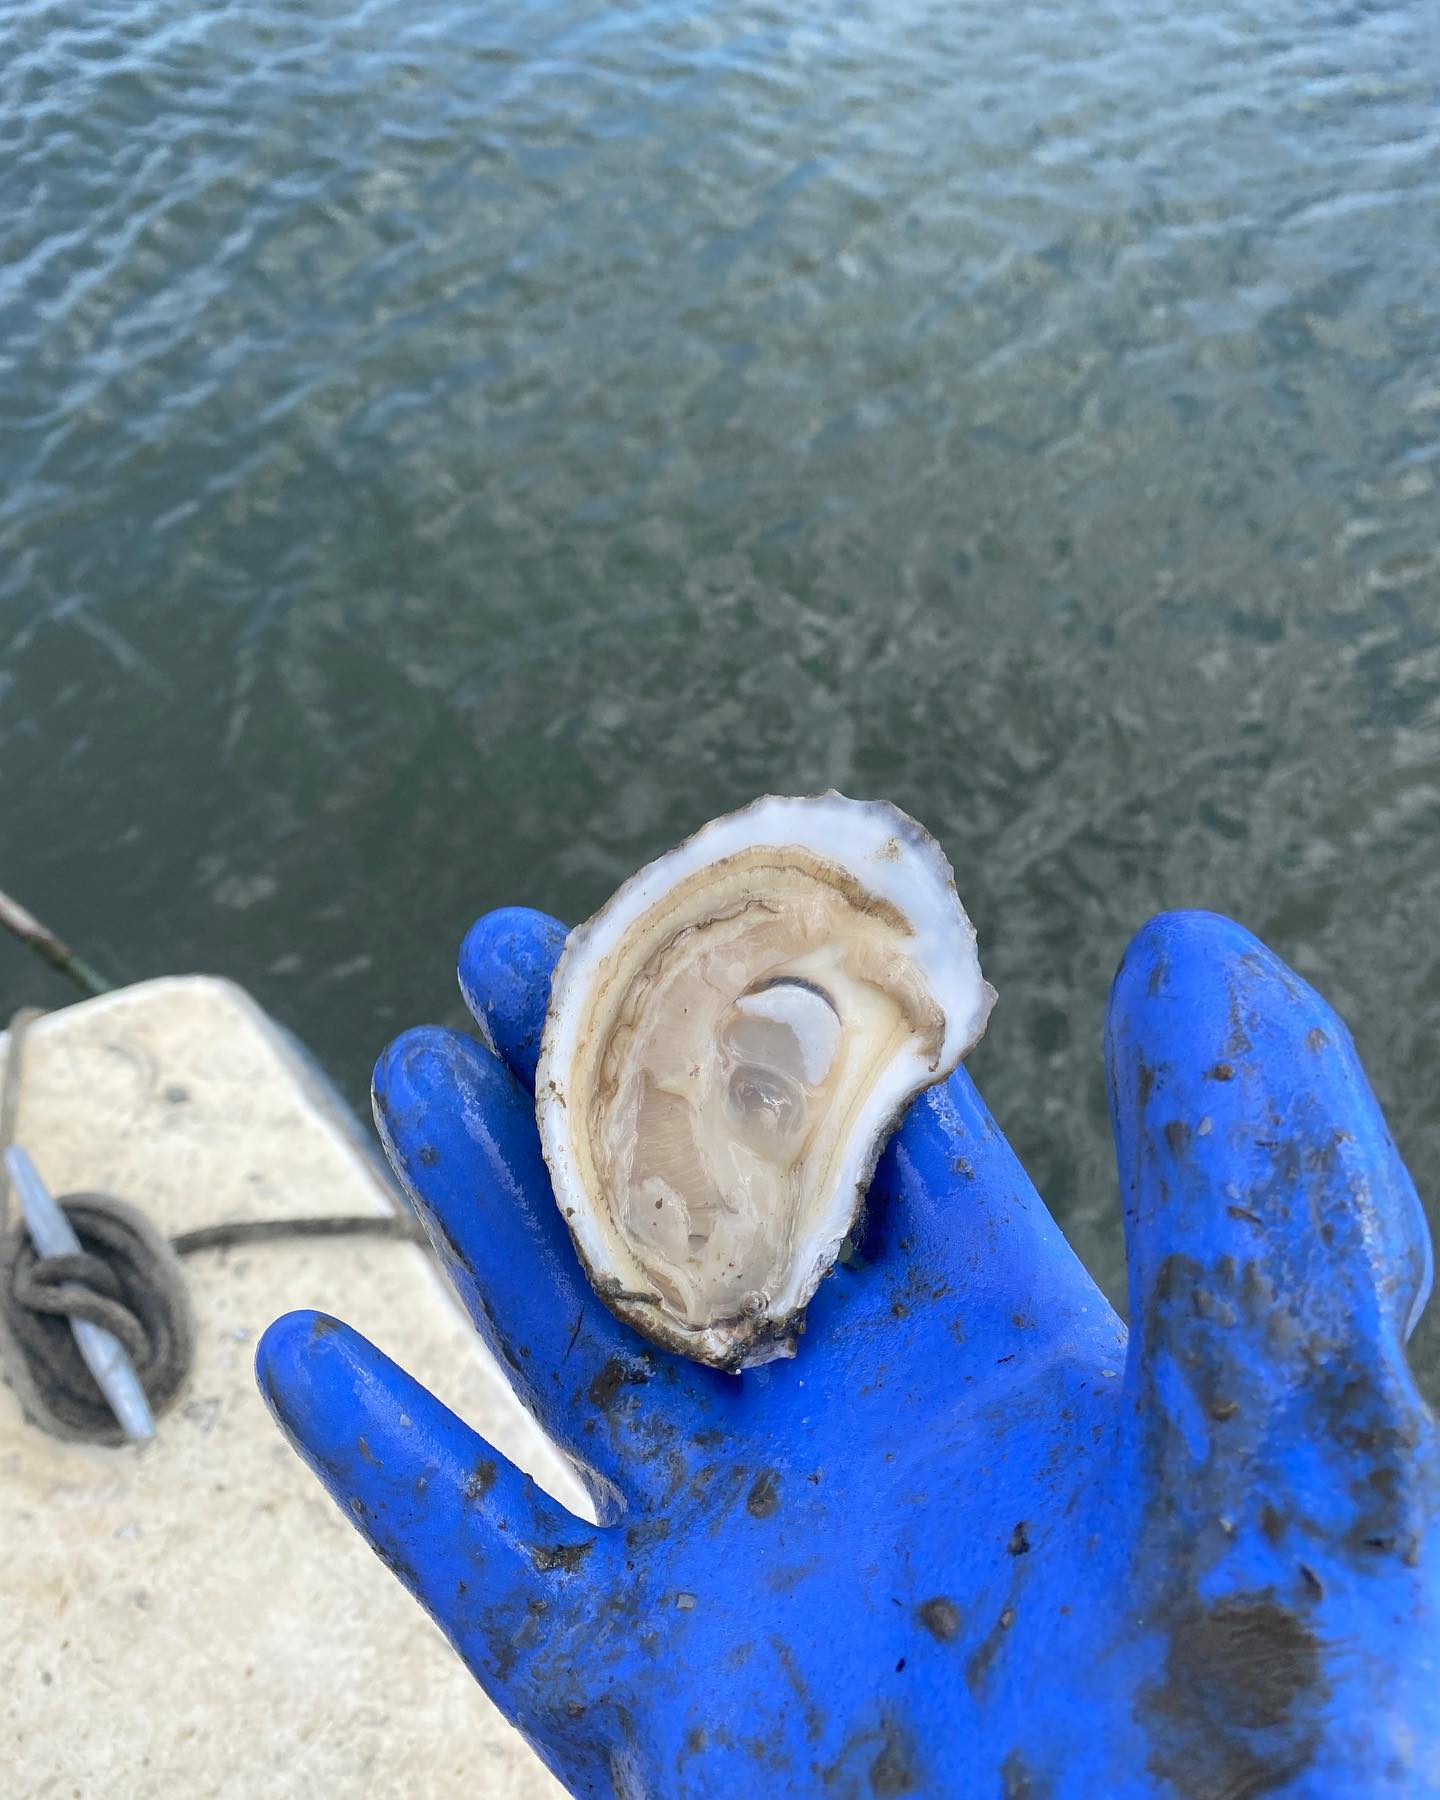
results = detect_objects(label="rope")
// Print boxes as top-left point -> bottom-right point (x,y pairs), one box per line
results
4,1192 -> 195,1442
0,1007 -> 427,1446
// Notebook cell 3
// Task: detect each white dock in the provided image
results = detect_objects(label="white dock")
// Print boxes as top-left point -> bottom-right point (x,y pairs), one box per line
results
0,978 -> 585,1798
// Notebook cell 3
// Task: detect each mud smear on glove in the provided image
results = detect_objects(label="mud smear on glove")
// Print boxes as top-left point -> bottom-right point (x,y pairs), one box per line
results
816,1708 -> 922,1798
1141,1592 -> 1325,1798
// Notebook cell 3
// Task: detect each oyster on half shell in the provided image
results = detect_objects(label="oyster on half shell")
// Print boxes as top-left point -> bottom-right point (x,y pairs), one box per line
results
536,794 -> 994,1369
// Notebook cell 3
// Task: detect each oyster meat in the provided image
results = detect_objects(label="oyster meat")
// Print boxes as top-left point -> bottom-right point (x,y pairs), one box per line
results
536,794 -> 994,1368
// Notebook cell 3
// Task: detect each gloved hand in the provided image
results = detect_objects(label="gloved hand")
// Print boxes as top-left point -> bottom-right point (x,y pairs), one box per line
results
257,907 -> 1440,1798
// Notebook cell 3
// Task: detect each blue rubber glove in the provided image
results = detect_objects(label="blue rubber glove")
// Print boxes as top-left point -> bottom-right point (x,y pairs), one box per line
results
257,908 -> 1440,1797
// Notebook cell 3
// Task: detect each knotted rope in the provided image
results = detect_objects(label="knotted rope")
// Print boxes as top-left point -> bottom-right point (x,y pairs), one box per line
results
0,1006 -> 425,1445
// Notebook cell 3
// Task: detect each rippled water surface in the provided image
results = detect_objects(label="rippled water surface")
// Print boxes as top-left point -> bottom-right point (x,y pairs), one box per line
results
3,0 -> 1440,1382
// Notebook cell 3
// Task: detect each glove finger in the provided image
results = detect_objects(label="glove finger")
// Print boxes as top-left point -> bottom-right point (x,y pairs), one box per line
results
803,1063 -> 1124,1370
1107,910 -> 1437,1546
459,906 -> 568,1093
374,1025 -> 733,1516
255,1309 -> 615,1789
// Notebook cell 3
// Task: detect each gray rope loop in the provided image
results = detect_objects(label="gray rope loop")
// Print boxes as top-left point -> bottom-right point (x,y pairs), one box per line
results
0,1193 -> 195,1444
1,1002 -> 427,1446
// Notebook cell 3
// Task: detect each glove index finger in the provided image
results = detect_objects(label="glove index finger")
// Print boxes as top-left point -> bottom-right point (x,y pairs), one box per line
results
459,906 -> 568,1092
374,1024 -> 734,1515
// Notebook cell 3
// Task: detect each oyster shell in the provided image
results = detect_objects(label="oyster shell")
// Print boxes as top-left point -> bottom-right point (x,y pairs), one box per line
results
536,794 -> 994,1369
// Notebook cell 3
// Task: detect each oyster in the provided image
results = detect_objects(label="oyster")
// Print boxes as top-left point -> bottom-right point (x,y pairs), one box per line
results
536,794 -> 994,1369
